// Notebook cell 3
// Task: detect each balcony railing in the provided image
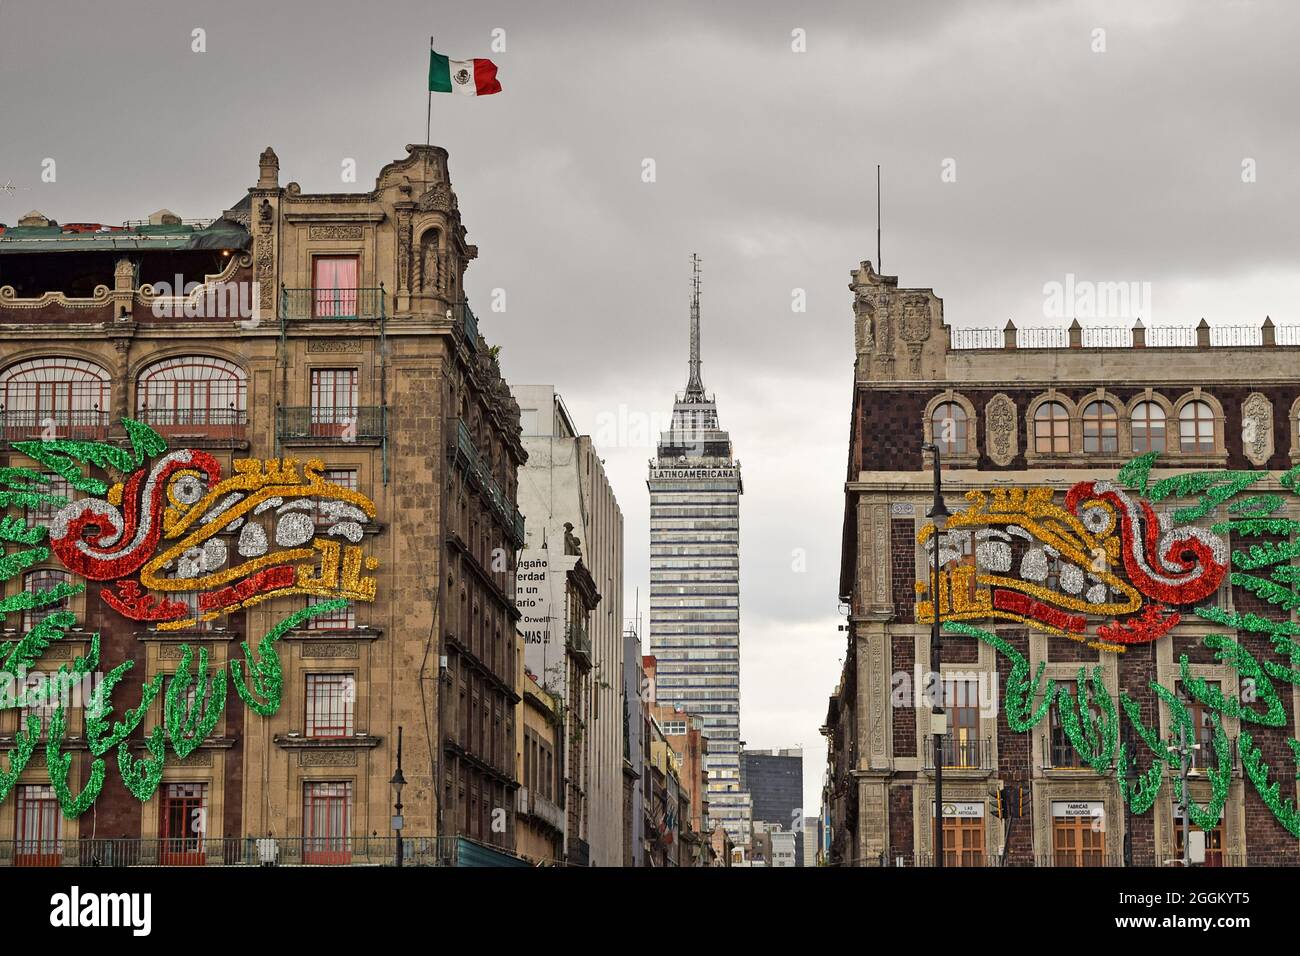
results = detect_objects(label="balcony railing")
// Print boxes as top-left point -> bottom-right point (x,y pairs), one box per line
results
1043,733 -> 1239,771
0,409 -> 110,442
516,787 -> 565,832
448,418 -> 526,547
277,406 -> 385,443
567,622 -> 592,663
0,835 -> 462,867
281,287 -> 385,321
463,302 -> 479,345
922,734 -> 992,771
135,406 -> 248,441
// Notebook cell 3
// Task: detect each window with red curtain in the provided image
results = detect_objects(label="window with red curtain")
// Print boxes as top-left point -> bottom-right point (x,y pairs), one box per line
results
306,673 -> 355,737
303,781 -> 352,864
15,785 -> 61,866
160,782 -> 208,865
312,257 -> 359,317
309,368 -> 358,437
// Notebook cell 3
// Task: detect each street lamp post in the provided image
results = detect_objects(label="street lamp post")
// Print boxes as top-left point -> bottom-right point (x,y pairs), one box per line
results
921,442 -> 951,867
390,725 -> 407,868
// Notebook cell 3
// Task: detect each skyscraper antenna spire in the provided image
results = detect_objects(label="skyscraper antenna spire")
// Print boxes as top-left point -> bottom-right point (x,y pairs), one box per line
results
686,252 -> 704,398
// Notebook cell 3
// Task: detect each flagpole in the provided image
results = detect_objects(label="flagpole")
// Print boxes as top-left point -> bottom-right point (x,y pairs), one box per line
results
426,36 -> 434,146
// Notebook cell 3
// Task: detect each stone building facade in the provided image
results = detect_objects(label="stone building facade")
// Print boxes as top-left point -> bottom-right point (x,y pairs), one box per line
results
825,259 -> 1300,867
0,144 -> 525,862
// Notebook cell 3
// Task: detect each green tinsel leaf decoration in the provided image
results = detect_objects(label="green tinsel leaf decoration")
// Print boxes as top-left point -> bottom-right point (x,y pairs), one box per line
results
1158,694 -> 1230,832
0,714 -> 42,805
84,664 -> 165,757
943,621 -> 1055,731
1214,518 -> 1300,536
1279,464 -> 1300,494
1230,539 -> 1300,571
16,632 -> 101,713
1230,571 -> 1300,612
0,466 -> 46,490
1228,494 -> 1284,518
165,644 -> 227,760
1117,452 -> 1160,494
1057,665 -> 1118,772
45,706 -> 106,818
1117,741 -> 1165,815
1183,637 -> 1287,725
0,609 -> 78,682
1146,469 -> 1264,523
10,417 -> 168,496
1239,731 -> 1300,838
0,514 -> 46,545
117,728 -> 166,802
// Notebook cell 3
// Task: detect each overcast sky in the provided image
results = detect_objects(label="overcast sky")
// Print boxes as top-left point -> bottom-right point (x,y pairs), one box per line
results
3,0 -> 1299,821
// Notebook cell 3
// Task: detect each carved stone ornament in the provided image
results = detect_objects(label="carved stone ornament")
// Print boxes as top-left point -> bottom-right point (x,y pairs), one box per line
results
986,393 -> 1018,466
1241,392 -> 1274,466
899,294 -> 932,343
308,224 -> 364,241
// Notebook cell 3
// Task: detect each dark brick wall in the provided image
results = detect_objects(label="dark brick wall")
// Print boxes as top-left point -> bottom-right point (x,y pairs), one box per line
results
890,519 -> 915,624
1118,641 -> 1159,866
888,783 -> 913,862
892,632 -> 916,758
1050,639 -> 1100,664
945,636 -> 979,664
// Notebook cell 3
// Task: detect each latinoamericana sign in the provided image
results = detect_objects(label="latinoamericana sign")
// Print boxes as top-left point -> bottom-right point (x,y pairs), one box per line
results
914,452 -> 1300,836
0,419 -> 380,815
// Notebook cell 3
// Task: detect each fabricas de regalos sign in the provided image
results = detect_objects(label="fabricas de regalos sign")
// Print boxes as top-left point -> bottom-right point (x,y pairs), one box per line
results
0,418 -> 379,816
915,451 -> 1300,837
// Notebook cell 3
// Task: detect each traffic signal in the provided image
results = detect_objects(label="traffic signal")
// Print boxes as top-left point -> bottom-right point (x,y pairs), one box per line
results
995,785 -> 1028,819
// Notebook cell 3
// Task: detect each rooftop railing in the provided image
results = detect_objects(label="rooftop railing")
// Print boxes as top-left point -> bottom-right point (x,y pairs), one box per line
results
950,319 -> 1299,350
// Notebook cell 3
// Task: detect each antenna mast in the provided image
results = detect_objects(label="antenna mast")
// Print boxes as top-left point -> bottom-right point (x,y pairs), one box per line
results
876,164 -> 882,274
686,253 -> 704,397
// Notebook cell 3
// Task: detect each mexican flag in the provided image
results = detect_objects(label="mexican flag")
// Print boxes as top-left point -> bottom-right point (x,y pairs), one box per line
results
428,44 -> 501,96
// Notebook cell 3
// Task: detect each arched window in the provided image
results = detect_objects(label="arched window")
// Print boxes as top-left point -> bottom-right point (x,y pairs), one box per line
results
0,357 -> 110,440
136,356 -> 247,437
1081,401 -> 1118,453
23,569 -> 71,633
1180,400 -> 1215,453
1033,401 -> 1070,454
1131,401 -> 1166,453
930,402 -> 969,455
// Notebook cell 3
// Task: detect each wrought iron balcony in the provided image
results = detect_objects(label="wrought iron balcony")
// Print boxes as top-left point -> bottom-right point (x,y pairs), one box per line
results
566,621 -> 592,663
277,406 -> 385,443
922,734 -> 992,771
135,406 -> 247,441
282,286 -> 385,321
448,418 -> 526,546
0,408 -> 110,442
463,301 -> 479,344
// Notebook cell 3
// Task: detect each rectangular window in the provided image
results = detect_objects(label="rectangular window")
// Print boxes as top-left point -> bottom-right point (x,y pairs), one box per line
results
309,368 -> 359,437
1053,812 -> 1105,866
312,257 -> 359,318
15,785 -> 61,866
944,679 -> 980,768
306,673 -> 354,737
1049,680 -> 1100,769
303,781 -> 352,864
25,474 -> 73,529
315,468 -> 359,526
160,782 -> 208,865
1175,681 -> 1220,770
306,595 -> 355,630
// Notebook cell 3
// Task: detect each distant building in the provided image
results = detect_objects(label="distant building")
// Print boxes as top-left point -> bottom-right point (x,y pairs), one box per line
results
742,747 -> 804,859
515,665 -> 565,865
622,626 -> 646,867
647,259 -> 748,845
802,815 -> 819,867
